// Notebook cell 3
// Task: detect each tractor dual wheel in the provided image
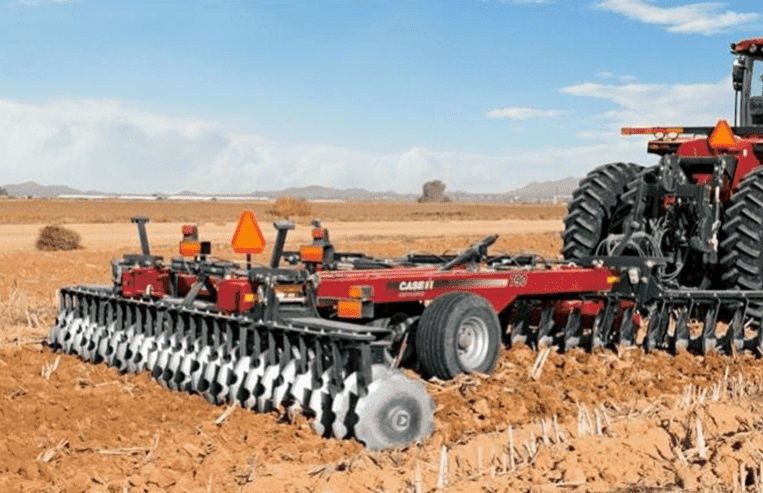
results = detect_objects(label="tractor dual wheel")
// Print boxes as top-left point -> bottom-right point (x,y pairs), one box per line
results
562,162 -> 643,261
415,292 -> 501,380
720,168 -> 763,319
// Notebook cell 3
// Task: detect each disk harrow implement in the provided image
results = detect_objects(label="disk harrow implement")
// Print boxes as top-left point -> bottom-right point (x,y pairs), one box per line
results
47,211 -> 763,450
48,284 -> 433,448
47,217 -> 434,451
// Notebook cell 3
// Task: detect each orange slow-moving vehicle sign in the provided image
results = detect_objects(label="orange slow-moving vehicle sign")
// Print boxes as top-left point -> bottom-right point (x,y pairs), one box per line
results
232,210 -> 266,254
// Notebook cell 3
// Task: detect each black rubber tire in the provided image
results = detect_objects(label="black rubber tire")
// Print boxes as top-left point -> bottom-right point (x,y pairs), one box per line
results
415,292 -> 501,379
720,168 -> 763,291
562,162 -> 643,261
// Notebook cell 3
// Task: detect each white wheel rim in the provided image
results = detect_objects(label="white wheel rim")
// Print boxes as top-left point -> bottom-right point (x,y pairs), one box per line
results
456,315 -> 490,371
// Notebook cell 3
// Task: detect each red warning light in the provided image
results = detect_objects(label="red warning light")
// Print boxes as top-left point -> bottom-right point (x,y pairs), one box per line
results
232,211 -> 266,255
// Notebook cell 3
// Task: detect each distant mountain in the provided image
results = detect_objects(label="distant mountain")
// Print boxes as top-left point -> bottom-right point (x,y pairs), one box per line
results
507,176 -> 580,200
4,181 -> 85,198
447,176 -> 580,202
2,177 -> 582,201
252,177 -> 581,202
250,185 -> 415,201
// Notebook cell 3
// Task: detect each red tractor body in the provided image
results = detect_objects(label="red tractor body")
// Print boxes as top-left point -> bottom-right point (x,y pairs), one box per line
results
564,37 -> 763,291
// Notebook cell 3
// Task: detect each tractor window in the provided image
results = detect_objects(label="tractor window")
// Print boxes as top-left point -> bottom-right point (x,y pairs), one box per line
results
753,59 -> 763,96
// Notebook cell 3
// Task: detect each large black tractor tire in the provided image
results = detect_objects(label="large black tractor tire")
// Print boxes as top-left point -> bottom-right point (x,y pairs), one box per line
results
415,292 -> 501,380
720,168 -> 763,292
562,162 -> 643,261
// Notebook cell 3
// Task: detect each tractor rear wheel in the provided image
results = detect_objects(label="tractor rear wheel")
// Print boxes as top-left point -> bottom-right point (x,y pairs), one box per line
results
562,162 -> 643,261
720,168 -> 763,293
415,292 -> 501,379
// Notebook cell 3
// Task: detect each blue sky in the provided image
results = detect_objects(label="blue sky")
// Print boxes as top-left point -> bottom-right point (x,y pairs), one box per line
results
0,0 -> 761,194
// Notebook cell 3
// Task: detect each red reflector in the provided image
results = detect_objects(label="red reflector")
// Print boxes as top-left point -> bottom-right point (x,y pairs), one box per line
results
300,245 -> 324,262
312,227 -> 325,239
182,225 -> 197,236
337,300 -> 363,319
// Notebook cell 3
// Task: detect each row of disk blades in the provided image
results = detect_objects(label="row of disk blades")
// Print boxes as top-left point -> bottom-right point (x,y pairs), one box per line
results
47,289 -> 434,450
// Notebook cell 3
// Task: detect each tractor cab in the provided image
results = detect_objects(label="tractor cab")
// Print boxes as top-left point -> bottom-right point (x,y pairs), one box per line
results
731,38 -> 763,126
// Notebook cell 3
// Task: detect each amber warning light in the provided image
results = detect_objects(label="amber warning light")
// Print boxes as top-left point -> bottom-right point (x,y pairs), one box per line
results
337,300 -> 363,319
179,241 -> 201,257
300,245 -> 324,263
179,224 -> 200,257
232,211 -> 267,255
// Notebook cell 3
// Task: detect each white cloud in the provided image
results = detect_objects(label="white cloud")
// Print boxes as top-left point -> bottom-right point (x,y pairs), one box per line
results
596,0 -> 758,35
560,78 -> 731,127
575,130 -> 615,140
0,98 -> 541,194
0,97 -> 657,195
0,98 -> 240,193
596,71 -> 637,82
549,77 -> 737,171
0,83 -> 737,197
486,107 -> 560,120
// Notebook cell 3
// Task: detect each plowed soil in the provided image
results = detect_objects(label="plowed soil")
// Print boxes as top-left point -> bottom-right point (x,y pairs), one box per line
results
2,200 -> 763,493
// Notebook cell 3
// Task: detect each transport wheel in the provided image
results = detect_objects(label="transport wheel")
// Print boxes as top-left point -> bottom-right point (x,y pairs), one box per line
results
415,292 -> 501,379
562,162 -> 643,261
720,167 -> 763,295
353,365 -> 434,450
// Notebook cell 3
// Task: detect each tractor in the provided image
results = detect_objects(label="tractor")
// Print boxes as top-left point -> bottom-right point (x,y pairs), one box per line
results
563,37 -> 763,300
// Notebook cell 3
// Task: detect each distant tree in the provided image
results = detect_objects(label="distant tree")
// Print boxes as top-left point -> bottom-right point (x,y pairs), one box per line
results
0,186 -> 7,197
268,196 -> 311,218
418,180 -> 451,203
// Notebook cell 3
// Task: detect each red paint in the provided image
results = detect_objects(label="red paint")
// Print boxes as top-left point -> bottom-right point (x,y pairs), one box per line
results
674,134 -> 762,193
217,278 -> 257,313
314,265 -> 617,315
121,266 -> 170,298
734,38 -> 763,53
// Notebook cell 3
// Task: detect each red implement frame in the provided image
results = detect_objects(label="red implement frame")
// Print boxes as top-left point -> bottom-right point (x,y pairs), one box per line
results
315,265 -> 619,317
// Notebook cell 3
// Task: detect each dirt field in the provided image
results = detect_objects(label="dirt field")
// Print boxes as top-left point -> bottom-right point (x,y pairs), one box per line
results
2,199 -> 763,493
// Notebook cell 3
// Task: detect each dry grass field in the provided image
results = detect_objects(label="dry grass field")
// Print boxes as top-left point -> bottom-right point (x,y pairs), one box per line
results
0,198 -> 566,224
2,199 -> 763,493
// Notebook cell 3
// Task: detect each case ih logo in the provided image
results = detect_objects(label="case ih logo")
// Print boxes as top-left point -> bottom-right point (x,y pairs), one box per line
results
397,280 -> 436,291
388,278 -> 509,292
